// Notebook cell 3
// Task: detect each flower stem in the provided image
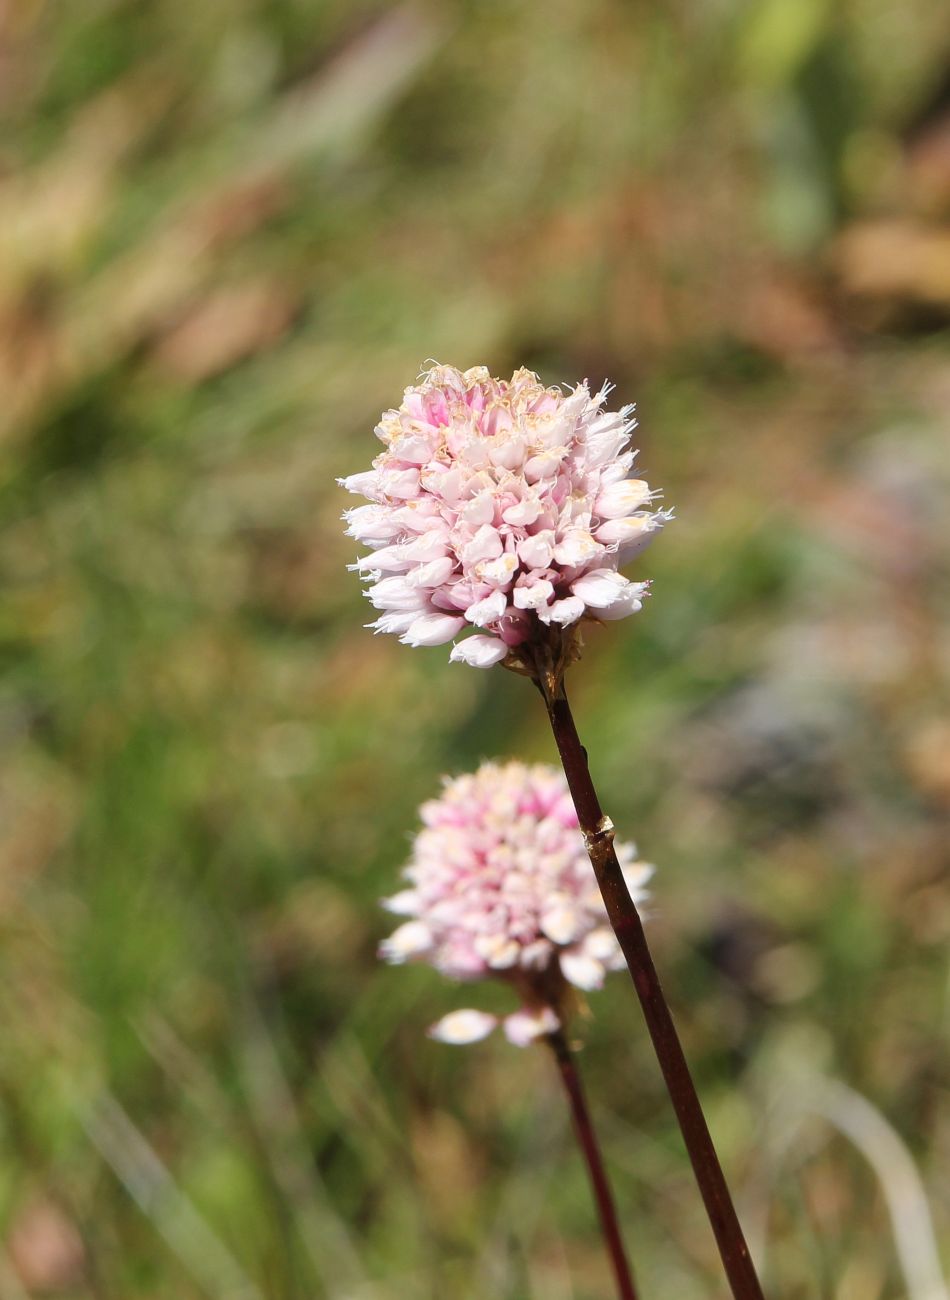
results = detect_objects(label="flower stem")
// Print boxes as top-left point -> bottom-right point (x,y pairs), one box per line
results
546,1027 -> 639,1300
537,675 -> 764,1300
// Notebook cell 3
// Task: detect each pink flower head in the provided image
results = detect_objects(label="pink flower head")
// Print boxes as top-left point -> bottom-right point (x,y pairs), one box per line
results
379,761 -> 653,1046
341,364 -> 671,668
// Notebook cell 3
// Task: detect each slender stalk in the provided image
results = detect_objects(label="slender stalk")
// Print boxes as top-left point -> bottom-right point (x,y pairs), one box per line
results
537,673 -> 764,1300
546,1027 -> 639,1300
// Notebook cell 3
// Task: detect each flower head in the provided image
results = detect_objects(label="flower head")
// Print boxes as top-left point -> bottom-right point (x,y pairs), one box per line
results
379,761 -> 653,1046
341,364 -> 671,669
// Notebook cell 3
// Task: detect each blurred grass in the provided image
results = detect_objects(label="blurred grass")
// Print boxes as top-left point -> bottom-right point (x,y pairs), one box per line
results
1,0 -> 950,1295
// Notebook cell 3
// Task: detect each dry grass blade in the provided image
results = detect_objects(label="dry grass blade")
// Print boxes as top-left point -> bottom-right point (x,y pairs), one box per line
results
79,1093 -> 265,1300
807,1079 -> 949,1300
752,1074 -> 949,1300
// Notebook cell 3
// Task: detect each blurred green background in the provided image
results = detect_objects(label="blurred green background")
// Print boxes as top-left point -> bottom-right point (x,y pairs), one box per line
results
2,0 -> 950,1295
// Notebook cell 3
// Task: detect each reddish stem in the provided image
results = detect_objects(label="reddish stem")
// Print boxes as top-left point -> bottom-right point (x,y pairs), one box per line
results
539,677 -> 764,1300
547,1028 -> 639,1300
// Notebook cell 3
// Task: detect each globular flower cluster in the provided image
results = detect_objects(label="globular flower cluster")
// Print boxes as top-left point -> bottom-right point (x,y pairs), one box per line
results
341,364 -> 670,668
380,761 -> 653,1046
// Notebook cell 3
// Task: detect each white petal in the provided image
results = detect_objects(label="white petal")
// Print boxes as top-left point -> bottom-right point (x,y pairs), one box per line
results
594,515 -> 654,547
424,465 -> 463,503
524,448 -> 567,482
340,470 -> 382,498
503,497 -> 542,527
537,595 -> 585,626
478,553 -> 519,588
381,889 -> 420,916
401,531 -> 452,562
615,509 -> 672,562
503,1006 -> 559,1047
570,568 -> 628,609
489,435 -> 526,470
460,492 -> 496,526
560,952 -> 606,991
540,904 -> 584,945
585,408 -> 636,466
580,927 -> 619,962
367,576 -> 429,612
379,921 -> 434,964
517,532 -> 554,568
596,582 -> 648,620
380,468 -> 421,499
597,451 -> 637,486
622,860 -> 655,903
367,610 -> 418,635
406,556 -> 456,588
390,434 -> 435,465
465,590 -> 507,627
474,933 -> 521,969
429,1010 -> 498,1045
519,939 -> 554,970
343,504 -> 401,543
400,613 -> 466,646
553,529 -> 603,567
460,524 -> 503,565
512,579 -> 554,610
594,479 -> 653,519
449,635 -> 507,668
355,542 -> 420,573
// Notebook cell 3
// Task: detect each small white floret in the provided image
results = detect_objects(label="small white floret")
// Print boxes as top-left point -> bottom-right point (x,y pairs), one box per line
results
464,590 -> 507,627
513,580 -> 554,611
429,1009 -> 498,1045
449,635 -> 507,668
594,479 -> 652,519
560,952 -> 606,991
596,581 -> 648,620
570,569 -> 630,610
538,596 -> 585,626
503,1006 -> 559,1047
400,613 -> 466,647
381,889 -> 421,916
379,921 -> 434,964
540,904 -> 584,945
